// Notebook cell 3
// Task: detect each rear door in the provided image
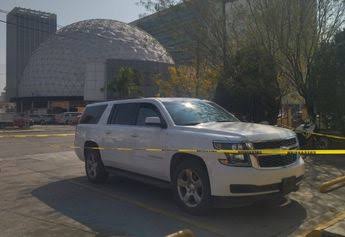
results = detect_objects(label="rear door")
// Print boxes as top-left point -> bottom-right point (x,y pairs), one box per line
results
102,103 -> 139,171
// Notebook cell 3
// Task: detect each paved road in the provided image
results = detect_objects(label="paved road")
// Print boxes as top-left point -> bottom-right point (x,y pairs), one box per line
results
0,126 -> 344,237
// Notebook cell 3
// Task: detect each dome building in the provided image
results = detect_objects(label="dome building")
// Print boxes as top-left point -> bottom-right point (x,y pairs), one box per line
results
17,19 -> 174,113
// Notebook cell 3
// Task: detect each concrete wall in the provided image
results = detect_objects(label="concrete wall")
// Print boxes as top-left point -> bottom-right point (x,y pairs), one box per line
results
84,62 -> 107,101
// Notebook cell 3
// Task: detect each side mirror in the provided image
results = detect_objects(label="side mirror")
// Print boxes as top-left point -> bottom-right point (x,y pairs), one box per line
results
145,117 -> 162,127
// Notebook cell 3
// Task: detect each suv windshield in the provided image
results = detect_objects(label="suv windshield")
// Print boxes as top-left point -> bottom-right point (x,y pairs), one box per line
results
163,101 -> 239,126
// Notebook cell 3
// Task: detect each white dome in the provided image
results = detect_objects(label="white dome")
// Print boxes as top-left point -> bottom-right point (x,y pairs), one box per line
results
19,19 -> 174,97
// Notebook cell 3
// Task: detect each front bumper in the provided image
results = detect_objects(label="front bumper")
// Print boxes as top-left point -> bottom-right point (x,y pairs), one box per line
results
230,175 -> 303,194
208,156 -> 305,196
212,190 -> 293,208
212,175 -> 303,208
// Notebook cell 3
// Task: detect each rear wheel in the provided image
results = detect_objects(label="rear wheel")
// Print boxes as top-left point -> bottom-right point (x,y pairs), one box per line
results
172,160 -> 212,215
85,147 -> 108,183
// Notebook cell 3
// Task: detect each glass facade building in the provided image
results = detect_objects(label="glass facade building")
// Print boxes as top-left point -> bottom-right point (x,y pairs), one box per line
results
6,7 -> 57,101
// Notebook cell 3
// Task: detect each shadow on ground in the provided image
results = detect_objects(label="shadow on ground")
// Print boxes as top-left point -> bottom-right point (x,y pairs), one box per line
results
32,176 -> 307,237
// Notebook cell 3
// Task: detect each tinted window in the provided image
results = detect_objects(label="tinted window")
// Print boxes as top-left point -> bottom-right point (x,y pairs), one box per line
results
111,103 -> 138,125
79,105 -> 107,124
163,101 -> 239,126
136,103 -> 160,126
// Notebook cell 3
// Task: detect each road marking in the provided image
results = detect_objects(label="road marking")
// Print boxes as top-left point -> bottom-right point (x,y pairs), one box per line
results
0,133 -> 75,138
145,148 -> 163,152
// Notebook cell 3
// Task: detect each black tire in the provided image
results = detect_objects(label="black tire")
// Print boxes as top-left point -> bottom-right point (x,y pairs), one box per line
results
172,160 -> 212,215
85,147 -> 108,183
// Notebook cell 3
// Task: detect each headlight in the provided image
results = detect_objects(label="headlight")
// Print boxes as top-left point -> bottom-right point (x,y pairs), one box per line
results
213,141 -> 252,167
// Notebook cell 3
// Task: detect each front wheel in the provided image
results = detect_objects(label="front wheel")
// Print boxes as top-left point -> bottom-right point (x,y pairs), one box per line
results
172,160 -> 212,215
85,147 -> 108,183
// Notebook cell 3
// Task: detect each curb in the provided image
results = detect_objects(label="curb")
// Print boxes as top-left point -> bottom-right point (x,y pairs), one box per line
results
306,212 -> 345,237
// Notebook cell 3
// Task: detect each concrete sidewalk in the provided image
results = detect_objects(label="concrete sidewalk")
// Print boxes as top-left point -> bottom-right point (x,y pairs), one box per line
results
305,212 -> 345,237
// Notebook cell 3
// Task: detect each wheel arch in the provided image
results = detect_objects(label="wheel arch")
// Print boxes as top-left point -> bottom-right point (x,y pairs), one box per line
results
170,152 -> 209,181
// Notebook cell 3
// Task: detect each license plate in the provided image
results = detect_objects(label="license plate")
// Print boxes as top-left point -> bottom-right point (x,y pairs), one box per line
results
281,176 -> 297,194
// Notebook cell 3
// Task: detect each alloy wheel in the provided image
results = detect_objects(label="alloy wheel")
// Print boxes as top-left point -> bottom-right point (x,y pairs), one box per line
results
177,169 -> 203,207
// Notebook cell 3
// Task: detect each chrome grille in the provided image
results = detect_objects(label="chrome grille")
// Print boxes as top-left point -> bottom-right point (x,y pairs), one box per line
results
253,138 -> 298,168
257,154 -> 298,168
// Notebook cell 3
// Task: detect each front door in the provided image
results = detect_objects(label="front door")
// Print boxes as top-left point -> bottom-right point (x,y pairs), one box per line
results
130,103 -> 168,180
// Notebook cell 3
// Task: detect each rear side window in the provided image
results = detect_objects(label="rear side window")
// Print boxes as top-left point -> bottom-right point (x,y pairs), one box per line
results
110,103 -> 138,125
79,105 -> 107,124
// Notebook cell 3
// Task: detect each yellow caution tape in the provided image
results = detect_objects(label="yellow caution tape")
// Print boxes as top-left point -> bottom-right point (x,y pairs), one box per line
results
309,132 -> 345,140
77,146 -> 345,155
1,131 -> 344,155
280,125 -> 345,140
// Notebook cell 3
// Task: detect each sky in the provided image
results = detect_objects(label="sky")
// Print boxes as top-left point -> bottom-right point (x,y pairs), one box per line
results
0,0 -> 148,93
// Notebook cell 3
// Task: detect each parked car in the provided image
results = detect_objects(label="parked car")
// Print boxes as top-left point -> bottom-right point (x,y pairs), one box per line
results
13,114 -> 31,128
74,98 -> 305,214
40,114 -> 56,124
56,112 -> 82,125
0,112 -> 15,128
29,115 -> 43,125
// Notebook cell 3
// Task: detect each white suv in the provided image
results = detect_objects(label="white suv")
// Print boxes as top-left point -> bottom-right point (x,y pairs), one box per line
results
75,98 -> 304,214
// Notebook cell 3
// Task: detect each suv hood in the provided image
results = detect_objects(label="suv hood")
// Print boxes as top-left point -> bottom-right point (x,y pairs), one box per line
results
179,122 -> 295,142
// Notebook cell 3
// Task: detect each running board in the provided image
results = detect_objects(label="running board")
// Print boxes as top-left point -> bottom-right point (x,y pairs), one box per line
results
105,166 -> 172,189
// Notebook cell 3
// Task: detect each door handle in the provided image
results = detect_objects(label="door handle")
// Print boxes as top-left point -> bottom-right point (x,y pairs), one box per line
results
131,134 -> 139,138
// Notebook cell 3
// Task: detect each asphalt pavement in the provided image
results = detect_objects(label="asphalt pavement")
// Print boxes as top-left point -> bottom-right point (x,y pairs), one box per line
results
0,125 -> 344,237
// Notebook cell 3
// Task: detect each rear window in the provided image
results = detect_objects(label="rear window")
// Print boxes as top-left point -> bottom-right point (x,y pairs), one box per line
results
79,105 -> 107,124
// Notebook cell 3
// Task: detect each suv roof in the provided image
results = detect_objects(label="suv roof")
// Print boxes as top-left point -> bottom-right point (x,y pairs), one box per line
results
86,97 -> 204,107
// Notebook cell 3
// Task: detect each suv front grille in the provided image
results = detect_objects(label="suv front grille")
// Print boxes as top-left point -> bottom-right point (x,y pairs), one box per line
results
252,138 -> 298,168
253,138 -> 297,149
257,154 -> 298,168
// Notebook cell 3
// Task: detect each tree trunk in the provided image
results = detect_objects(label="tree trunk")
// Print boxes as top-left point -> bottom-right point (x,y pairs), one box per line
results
304,95 -> 316,122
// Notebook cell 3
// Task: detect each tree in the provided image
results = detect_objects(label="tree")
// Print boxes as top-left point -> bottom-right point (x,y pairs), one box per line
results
155,65 -> 219,99
311,29 -> 345,133
137,0 -> 181,17
214,45 -> 281,124
106,67 -> 142,99
243,0 -> 345,120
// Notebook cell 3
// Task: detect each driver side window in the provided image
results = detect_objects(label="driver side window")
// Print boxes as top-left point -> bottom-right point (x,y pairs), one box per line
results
136,103 -> 161,126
